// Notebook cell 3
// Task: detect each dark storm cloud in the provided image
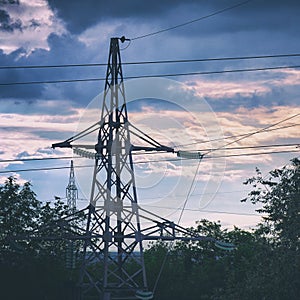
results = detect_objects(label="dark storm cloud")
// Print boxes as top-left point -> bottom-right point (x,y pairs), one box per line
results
0,0 -> 22,31
47,0 -> 191,34
16,150 -> 30,158
0,1 -> 19,4
204,81 -> 300,112
172,3 -> 300,39
47,0 -> 300,35
29,19 -> 41,29
1,0 -> 299,112
0,8 -> 22,32
33,130 -> 75,141
0,48 -> 45,99
0,98 -> 81,117
0,33 -> 102,102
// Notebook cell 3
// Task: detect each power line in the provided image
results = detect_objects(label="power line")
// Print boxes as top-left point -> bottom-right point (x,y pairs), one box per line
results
133,149 -> 300,164
149,0 -> 260,270
193,143 -> 299,152
204,113 -> 300,155
151,146 -> 202,295
2,53 -> 300,70
0,164 -> 94,174
133,53 -> 300,65
0,149 -> 298,174
43,189 -> 252,203
202,149 -> 300,159
1,113 -> 298,170
0,156 -> 77,164
140,189 -> 252,202
0,143 -> 298,164
174,123 -> 300,148
178,156 -> 201,223
142,204 -> 261,217
1,64 -> 300,86
131,0 -> 253,41
0,150 -> 165,164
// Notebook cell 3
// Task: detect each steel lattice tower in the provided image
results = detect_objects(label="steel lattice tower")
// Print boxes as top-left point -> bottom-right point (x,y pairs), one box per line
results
50,37 -> 235,300
66,160 -> 78,270
66,160 -> 78,215
78,37 -> 150,299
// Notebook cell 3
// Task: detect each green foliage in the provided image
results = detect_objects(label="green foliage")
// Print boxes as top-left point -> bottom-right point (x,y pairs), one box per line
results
144,220 -> 239,300
0,176 -> 80,299
0,177 -> 39,237
145,158 -> 300,299
239,157 -> 300,299
243,158 -> 300,249
1,157 -> 299,299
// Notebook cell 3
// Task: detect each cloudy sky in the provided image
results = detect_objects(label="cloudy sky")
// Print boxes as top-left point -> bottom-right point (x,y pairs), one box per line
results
0,0 -> 299,229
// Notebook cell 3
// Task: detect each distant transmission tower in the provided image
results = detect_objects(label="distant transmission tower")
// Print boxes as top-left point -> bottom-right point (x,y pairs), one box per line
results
66,160 -> 78,215
66,160 -> 78,269
51,37 -> 234,300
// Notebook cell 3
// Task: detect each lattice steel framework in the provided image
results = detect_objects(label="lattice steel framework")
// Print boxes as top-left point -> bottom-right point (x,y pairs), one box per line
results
66,160 -> 78,215
66,160 -> 78,270
49,37 -> 234,300
78,37 -> 150,299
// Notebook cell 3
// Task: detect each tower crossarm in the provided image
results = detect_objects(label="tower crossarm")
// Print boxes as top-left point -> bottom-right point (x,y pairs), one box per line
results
52,120 -> 104,149
9,204 -> 234,249
121,206 -> 230,247
131,145 -> 174,153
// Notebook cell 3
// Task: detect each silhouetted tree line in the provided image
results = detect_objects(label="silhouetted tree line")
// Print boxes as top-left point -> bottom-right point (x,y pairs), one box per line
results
0,158 -> 299,299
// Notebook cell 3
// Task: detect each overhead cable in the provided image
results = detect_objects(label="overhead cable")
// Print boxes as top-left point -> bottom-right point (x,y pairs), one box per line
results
0,149 -> 299,174
195,143 -> 300,152
131,0 -> 254,41
1,53 -> 300,70
204,113 -> 300,155
0,142 -> 298,164
174,123 -> 300,148
1,64 -> 300,86
142,204 -> 261,217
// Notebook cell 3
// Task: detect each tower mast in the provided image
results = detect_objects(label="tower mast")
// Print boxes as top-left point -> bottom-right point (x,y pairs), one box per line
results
50,37 -> 235,300
66,160 -> 78,215
66,160 -> 78,270
79,37 -> 149,299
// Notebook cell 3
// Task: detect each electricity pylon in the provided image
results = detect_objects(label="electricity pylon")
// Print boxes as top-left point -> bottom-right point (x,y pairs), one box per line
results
66,160 -> 78,269
52,37 -> 234,300
66,160 -> 78,215
53,37 -> 166,299
78,37 -> 153,299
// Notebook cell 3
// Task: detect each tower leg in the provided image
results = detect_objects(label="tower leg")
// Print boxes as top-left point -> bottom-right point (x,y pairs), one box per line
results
103,292 -> 111,300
